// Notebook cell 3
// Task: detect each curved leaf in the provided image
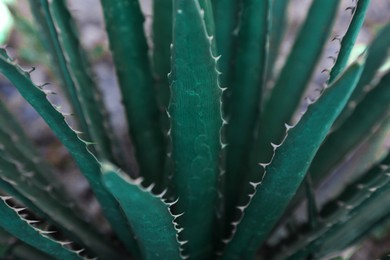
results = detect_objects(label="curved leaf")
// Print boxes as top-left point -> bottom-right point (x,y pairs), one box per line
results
152,0 -> 173,113
222,60 -> 364,260
328,0 -> 370,82
0,196 -> 82,260
333,22 -> 390,127
224,0 -> 270,230
169,0 -> 223,258
213,0 -> 240,92
0,228 -> 52,260
250,0 -> 340,172
0,153 -> 121,259
101,163 -> 183,260
0,48 -> 139,258
46,0 -> 116,161
281,157 -> 390,259
28,0 -> 90,141
310,70 -> 390,185
100,0 -> 166,188
0,100 -> 67,201
265,0 -> 289,83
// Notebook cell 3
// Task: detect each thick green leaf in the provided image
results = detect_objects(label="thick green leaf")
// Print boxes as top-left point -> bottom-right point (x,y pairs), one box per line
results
0,196 -> 82,260
250,0 -> 340,173
265,0 -> 289,83
0,127 -> 51,190
169,0 -> 223,258
310,70 -> 390,185
0,48 -> 139,258
0,100 -> 67,200
0,228 -> 52,260
224,0 -> 270,229
0,154 -> 121,259
321,153 -> 390,219
28,0 -> 91,141
348,22 -> 390,102
306,117 -> 390,213
101,163 -> 183,260
47,0 -> 116,161
280,156 -> 390,259
316,177 -> 390,259
333,22 -> 390,127
198,0 -> 216,45
222,60 -> 364,260
213,0 -> 240,91
152,0 -> 173,113
0,169 -> 44,217
338,116 -> 390,180
100,0 -> 166,188
328,0 -> 370,83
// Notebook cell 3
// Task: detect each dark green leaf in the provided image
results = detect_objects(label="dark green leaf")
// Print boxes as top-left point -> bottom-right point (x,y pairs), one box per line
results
169,0 -> 223,257
101,163 -> 183,260
0,196 -> 82,260
222,60 -> 364,260
328,0 -> 371,82
0,48 -> 139,258
250,0 -> 340,172
224,0 -> 270,230
100,0 -> 166,188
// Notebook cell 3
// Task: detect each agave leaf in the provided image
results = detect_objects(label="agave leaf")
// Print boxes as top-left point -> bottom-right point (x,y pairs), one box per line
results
279,155 -> 390,257
28,0 -> 91,141
0,100 -> 67,200
169,0 -> 223,257
316,178 -> 390,259
152,0 -> 173,113
279,155 -> 390,259
0,102 -> 92,221
328,0 -> 370,83
348,22 -> 390,102
100,0 -> 166,188
337,116 -> 390,181
250,0 -> 340,172
212,0 -> 241,96
0,154 -> 121,259
197,0 -> 228,242
333,22 -> 390,128
0,196 -> 82,260
222,59 -> 364,260
0,127 -> 51,190
265,0 -> 289,83
198,0 -> 216,44
151,0 -> 175,187
224,0 -> 270,229
0,228 -> 52,260
316,116 -> 390,203
310,70 -> 390,185
101,163 -> 183,260
0,48 -> 140,258
46,0 -> 116,162
0,172 -> 45,217
321,153 -> 390,219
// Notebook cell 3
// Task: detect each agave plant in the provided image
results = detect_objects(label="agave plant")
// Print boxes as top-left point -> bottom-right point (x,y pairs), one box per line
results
0,0 -> 389,259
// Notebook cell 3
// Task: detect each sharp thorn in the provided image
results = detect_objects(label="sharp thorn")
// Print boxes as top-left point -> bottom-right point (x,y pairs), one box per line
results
345,6 -> 356,15
28,67 -> 36,73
